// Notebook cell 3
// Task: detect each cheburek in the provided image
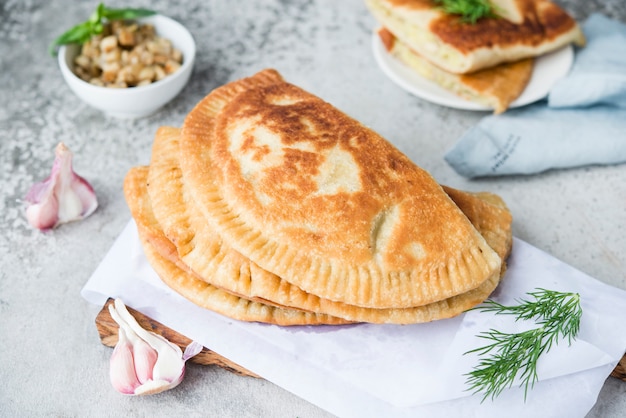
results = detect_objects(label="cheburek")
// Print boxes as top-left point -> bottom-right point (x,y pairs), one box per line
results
442,186 -> 512,276
365,0 -> 585,74
141,126 -> 511,324
179,69 -> 502,309
377,27 -> 534,114
125,165 -> 351,326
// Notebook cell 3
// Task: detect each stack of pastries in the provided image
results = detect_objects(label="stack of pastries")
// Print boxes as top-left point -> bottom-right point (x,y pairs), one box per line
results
124,69 -> 513,325
366,0 -> 586,113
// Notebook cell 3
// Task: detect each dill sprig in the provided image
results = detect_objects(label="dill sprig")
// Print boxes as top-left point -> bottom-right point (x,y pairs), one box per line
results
464,289 -> 582,401
433,0 -> 497,24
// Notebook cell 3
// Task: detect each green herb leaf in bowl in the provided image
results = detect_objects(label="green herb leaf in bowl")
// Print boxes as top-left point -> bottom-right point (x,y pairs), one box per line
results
49,2 -> 156,56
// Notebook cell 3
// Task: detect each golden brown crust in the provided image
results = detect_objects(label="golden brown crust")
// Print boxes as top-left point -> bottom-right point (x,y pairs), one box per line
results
146,126 -> 314,310
126,162 -> 510,324
378,27 -> 397,52
146,126 -> 197,256
366,0 -> 585,73
125,165 -> 351,326
429,3 -> 577,53
442,186 -> 513,274
378,0 -> 582,52
180,69 -> 501,309
380,27 -> 534,113
124,165 -> 193,274
383,0 -> 432,9
134,127 -> 512,324
458,59 -> 534,114
139,229 -> 352,326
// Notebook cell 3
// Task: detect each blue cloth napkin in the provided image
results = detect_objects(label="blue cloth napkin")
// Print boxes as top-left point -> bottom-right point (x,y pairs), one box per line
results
445,14 -> 626,178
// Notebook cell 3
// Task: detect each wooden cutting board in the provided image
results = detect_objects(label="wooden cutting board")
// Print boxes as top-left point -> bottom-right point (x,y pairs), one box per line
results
96,298 -> 258,377
96,298 -> 626,381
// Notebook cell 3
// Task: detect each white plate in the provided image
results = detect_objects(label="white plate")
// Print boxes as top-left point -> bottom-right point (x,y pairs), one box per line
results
372,33 -> 574,111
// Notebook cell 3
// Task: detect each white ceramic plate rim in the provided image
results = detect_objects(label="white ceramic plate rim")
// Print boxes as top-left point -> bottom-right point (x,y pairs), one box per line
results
372,32 -> 574,111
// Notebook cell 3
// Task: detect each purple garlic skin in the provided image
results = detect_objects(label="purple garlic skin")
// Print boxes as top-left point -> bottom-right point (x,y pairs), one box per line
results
25,142 -> 98,230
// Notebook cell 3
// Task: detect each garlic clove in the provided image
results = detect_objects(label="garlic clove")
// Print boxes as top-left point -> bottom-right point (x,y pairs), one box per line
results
108,299 -> 202,396
25,142 -> 98,230
131,337 -> 158,384
109,327 -> 142,395
25,188 -> 59,230
134,377 -> 183,396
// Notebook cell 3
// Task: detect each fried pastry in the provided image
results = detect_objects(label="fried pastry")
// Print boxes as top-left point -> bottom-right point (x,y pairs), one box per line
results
125,165 -> 351,326
365,0 -> 585,74
140,126 -> 512,323
377,27 -> 534,114
179,69 -> 502,309
442,185 -> 513,277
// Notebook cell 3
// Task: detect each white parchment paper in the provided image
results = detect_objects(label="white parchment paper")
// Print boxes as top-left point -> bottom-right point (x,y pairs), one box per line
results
82,220 -> 626,417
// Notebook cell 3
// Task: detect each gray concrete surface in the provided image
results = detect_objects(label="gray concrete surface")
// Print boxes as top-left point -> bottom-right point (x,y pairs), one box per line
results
1,0 -> 625,416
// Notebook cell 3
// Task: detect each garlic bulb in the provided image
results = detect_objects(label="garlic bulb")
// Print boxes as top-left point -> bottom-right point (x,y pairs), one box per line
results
24,142 -> 98,230
108,299 -> 203,396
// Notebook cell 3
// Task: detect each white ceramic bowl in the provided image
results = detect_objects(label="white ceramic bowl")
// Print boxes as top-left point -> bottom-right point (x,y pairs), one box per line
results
58,15 -> 196,119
